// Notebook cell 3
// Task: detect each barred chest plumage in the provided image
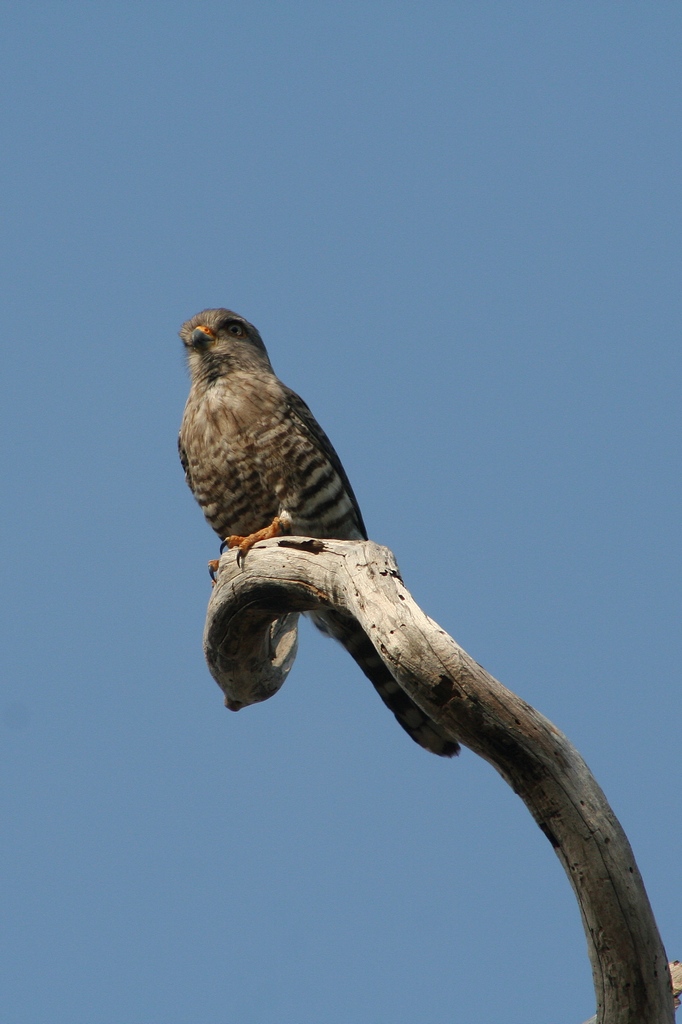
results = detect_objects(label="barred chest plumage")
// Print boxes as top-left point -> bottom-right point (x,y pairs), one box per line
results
179,368 -> 365,544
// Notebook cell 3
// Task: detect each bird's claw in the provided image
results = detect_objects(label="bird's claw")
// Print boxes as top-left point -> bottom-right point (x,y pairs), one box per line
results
224,516 -> 288,565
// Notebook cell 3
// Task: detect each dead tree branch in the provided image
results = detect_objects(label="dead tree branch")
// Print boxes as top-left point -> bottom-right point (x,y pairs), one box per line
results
203,537 -> 675,1023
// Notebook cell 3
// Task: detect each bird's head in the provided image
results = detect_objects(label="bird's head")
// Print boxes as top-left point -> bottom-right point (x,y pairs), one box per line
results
179,308 -> 273,382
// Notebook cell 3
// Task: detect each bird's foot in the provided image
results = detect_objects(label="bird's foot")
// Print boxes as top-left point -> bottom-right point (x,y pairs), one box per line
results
226,515 -> 290,565
208,559 -> 220,586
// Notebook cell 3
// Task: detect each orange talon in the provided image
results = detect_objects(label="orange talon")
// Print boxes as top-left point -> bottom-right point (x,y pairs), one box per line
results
226,515 -> 288,561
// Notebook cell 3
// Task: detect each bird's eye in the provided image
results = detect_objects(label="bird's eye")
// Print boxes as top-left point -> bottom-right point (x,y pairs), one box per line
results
227,323 -> 244,336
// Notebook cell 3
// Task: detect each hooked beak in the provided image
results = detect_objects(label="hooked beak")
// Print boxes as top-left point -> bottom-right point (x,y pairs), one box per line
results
190,325 -> 216,348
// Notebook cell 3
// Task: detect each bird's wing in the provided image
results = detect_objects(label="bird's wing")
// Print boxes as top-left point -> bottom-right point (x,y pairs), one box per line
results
284,389 -> 456,755
283,387 -> 368,540
178,433 -> 194,490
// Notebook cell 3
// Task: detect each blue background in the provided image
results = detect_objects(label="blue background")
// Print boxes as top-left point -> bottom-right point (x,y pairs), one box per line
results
1,4 -> 679,1022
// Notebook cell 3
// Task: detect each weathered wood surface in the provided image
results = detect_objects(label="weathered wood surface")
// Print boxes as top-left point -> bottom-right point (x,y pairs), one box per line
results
672,962 -> 682,1009
204,537 -> 675,1024
582,962 -> 681,1024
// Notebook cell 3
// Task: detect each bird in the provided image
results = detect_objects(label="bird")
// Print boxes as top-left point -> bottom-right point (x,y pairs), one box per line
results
178,308 -> 459,757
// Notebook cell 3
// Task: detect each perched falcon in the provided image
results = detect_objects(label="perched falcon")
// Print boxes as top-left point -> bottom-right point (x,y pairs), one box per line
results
178,308 -> 459,757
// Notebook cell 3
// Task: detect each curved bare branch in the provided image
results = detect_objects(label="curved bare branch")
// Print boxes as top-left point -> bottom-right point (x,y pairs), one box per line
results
203,537 -> 675,1024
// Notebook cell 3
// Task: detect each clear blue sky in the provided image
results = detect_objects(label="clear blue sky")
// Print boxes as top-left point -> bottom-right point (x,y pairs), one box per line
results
1,4 -> 679,1022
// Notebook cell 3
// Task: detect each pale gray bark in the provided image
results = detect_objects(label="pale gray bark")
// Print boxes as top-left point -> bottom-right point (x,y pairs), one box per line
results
203,537 -> 675,1024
